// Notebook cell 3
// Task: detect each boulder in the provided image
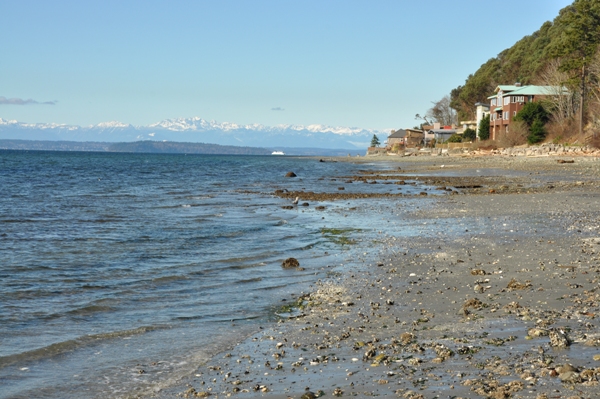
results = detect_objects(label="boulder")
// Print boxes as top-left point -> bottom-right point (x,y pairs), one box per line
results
285,171 -> 297,177
281,257 -> 300,268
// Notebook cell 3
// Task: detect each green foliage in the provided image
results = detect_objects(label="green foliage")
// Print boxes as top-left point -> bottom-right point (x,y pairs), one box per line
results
528,119 -> 548,144
370,134 -> 381,147
478,115 -> 490,140
447,134 -> 463,143
449,2 -> 600,120
549,0 -> 600,82
462,128 -> 477,142
514,102 -> 550,128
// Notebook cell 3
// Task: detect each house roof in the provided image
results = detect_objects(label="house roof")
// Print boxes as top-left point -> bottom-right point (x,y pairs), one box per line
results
388,129 -> 406,138
507,85 -> 569,96
490,85 -> 569,99
494,85 -> 521,93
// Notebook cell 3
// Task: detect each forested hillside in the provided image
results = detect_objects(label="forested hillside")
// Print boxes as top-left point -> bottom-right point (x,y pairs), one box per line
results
449,0 -> 600,125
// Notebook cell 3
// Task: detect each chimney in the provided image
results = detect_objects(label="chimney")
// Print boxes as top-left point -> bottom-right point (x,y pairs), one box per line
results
434,122 -> 441,129
515,82 -> 522,87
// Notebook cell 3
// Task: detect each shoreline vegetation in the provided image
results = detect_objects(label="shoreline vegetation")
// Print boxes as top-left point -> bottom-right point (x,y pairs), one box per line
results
152,153 -> 600,399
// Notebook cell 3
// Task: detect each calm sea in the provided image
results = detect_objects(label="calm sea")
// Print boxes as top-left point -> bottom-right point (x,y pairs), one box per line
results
0,151 -> 432,398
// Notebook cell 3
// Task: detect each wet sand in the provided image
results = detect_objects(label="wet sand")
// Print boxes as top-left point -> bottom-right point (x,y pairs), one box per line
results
158,155 -> 600,399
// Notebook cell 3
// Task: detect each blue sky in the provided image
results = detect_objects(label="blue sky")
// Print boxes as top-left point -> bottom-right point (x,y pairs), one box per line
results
1,0 -> 573,131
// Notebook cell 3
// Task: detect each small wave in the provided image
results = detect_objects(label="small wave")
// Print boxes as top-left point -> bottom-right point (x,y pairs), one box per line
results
185,195 -> 214,200
238,277 -> 263,283
0,325 -> 168,369
152,275 -> 189,284
166,191 -> 192,195
67,305 -> 115,316
174,314 -> 261,322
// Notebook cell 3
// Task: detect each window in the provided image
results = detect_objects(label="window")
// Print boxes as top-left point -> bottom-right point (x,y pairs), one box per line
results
513,111 -> 517,116
503,112 -> 510,120
504,97 -> 510,105
511,96 -> 524,103
491,98 -> 496,106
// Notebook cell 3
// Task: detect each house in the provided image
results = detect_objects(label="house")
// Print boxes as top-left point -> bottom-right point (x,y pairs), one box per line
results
387,128 -> 424,148
430,129 -> 457,142
458,120 -> 478,133
424,123 -> 455,143
488,84 -> 567,140
404,128 -> 424,148
387,129 -> 407,147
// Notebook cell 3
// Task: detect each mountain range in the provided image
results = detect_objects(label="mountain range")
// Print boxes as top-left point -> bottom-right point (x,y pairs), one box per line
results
0,117 -> 383,150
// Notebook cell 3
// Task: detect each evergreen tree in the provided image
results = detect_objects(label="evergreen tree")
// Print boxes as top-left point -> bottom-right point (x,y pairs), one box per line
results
514,102 -> 550,128
370,134 -> 381,147
528,119 -> 548,144
549,0 -> 600,134
478,115 -> 490,141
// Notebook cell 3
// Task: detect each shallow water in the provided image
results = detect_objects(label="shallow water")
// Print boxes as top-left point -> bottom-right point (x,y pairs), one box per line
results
0,151 -> 440,398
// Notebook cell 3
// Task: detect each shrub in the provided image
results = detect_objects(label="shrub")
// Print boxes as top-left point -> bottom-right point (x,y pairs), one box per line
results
545,119 -> 578,144
528,120 -> 547,144
514,102 -> 550,128
499,120 -> 528,148
462,128 -> 476,142
447,133 -> 463,143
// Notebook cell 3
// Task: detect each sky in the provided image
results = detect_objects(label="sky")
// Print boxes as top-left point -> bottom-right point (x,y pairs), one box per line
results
1,0 -> 574,132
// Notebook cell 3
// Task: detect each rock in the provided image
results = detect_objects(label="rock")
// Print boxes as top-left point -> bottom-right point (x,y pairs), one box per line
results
506,278 -> 531,290
471,269 -> 486,275
301,392 -> 316,399
285,171 -> 297,177
527,328 -> 549,337
557,364 -> 578,373
559,371 -> 581,383
399,332 -> 414,345
282,258 -> 300,268
463,298 -> 483,309
549,328 -> 571,348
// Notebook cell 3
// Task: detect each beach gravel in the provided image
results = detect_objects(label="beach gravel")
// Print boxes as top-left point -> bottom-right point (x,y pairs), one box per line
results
159,154 -> 600,399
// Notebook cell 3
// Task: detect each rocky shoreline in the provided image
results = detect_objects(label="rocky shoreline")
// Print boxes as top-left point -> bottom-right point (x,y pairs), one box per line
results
158,155 -> 600,399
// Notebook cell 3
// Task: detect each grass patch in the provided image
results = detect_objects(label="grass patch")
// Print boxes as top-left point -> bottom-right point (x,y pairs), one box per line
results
320,227 -> 361,246
273,296 -> 309,319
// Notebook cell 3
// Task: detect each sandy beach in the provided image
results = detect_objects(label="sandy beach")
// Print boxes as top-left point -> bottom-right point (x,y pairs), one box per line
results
157,154 -> 600,399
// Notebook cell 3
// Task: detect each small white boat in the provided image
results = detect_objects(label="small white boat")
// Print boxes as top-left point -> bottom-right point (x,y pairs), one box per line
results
271,151 -> 285,155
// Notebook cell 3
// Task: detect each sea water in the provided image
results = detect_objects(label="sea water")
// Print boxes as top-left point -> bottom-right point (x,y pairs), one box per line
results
0,151 -> 433,398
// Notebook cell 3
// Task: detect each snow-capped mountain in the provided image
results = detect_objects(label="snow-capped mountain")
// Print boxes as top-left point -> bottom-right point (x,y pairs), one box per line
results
0,117 -> 381,149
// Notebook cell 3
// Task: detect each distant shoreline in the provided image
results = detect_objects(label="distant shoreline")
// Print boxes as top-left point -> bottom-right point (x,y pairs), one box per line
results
0,139 -> 364,157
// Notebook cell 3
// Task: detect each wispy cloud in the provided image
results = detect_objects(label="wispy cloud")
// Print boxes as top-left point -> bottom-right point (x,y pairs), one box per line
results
271,107 -> 284,111
0,96 -> 56,105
